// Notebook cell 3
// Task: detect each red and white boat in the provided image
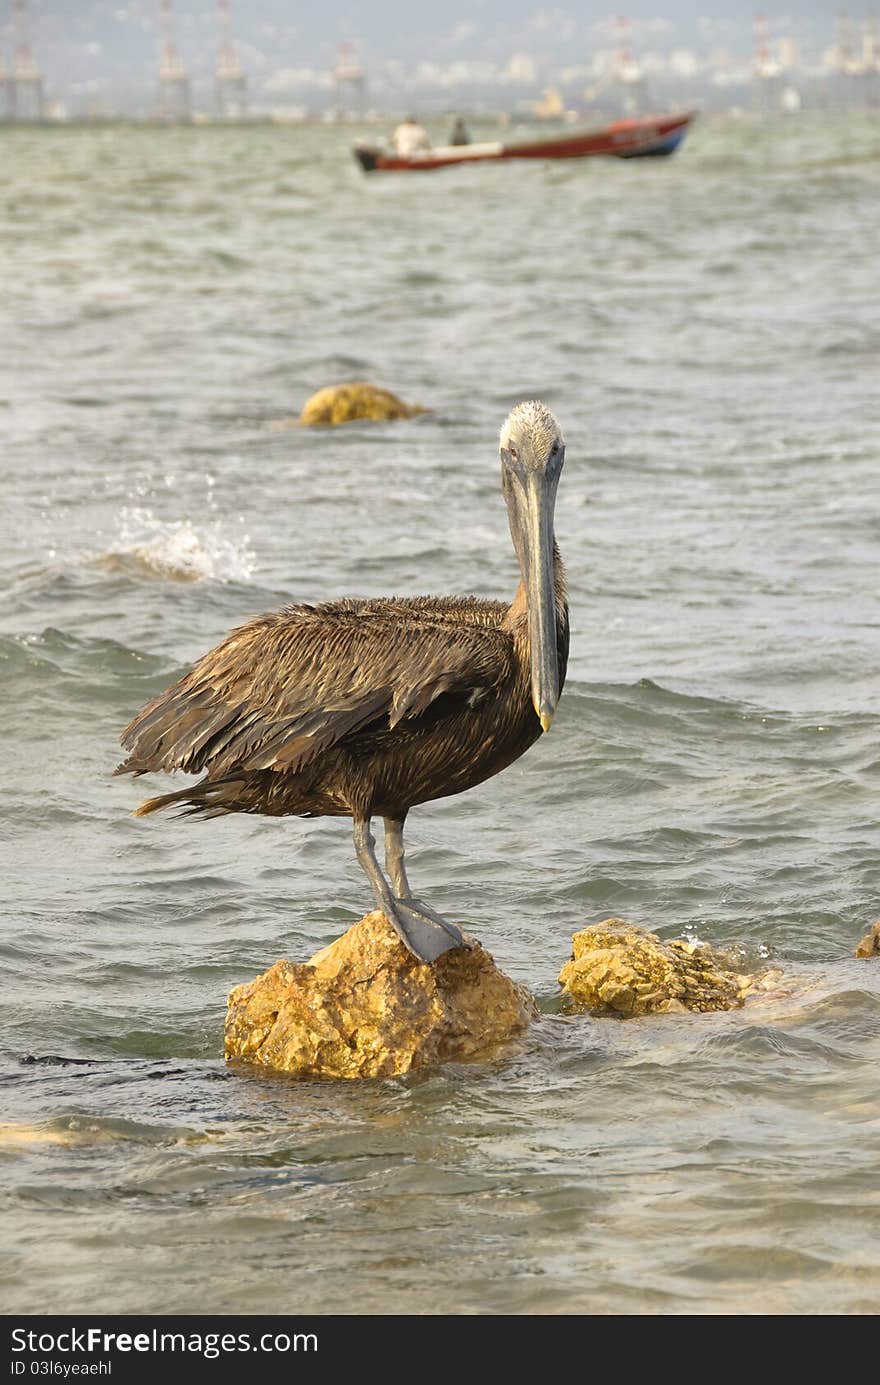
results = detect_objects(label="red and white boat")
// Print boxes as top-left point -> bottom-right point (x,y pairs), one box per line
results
353,111 -> 695,174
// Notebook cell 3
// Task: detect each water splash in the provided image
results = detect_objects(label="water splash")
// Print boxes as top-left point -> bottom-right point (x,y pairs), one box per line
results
99,508 -> 256,583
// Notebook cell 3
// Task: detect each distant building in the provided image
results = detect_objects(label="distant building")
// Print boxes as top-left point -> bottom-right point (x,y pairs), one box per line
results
825,10 -> 877,107
533,87 -> 564,120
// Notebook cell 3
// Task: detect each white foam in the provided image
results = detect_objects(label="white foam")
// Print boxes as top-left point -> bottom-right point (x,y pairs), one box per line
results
103,507 -> 256,583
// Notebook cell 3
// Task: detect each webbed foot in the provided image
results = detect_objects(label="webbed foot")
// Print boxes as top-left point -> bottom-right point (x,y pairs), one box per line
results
384,897 -> 469,964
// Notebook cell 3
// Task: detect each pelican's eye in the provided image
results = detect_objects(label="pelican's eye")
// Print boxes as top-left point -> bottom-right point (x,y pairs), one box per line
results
546,439 -> 565,475
508,443 -> 518,461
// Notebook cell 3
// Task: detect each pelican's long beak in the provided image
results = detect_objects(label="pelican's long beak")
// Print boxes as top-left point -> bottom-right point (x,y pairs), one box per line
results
516,472 -> 559,733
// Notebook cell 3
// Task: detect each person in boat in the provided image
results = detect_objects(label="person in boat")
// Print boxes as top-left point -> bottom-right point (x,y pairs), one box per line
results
450,115 -> 470,146
392,115 -> 431,158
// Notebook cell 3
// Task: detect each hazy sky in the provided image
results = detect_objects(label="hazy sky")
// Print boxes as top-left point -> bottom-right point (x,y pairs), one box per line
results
1,3 -> 850,108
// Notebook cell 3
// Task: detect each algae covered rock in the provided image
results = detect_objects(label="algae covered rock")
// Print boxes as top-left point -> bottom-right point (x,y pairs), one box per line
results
225,910 -> 536,1078
299,382 -> 425,427
855,921 -> 880,958
558,918 -> 762,1016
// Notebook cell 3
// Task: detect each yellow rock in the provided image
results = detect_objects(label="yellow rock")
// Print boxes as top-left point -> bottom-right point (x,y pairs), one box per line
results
0,1121 -> 223,1150
558,918 -> 770,1016
225,910 -> 537,1078
298,382 -> 426,427
855,921 -> 880,957
0,1122 -> 121,1148
0,1123 -> 84,1148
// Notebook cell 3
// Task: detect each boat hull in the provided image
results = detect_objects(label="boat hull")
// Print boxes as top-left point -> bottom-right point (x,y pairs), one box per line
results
353,112 -> 694,174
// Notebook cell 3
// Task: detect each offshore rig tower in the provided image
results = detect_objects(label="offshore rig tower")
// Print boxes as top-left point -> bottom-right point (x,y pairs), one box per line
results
157,0 -> 190,122
612,16 -> 646,116
215,0 -> 247,119
9,0 -> 44,120
752,12 -> 783,111
333,43 -> 366,116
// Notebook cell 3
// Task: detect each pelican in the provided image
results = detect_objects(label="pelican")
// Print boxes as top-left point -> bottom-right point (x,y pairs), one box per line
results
116,400 -> 569,963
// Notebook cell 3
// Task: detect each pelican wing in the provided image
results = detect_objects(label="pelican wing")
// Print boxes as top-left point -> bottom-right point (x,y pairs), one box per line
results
117,600 -> 512,781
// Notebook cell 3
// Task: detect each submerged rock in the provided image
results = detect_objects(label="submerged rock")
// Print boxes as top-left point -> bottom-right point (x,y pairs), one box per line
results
299,382 -> 426,426
0,1123 -> 87,1148
0,1122 -> 124,1148
855,921 -> 880,958
558,918 -> 772,1016
225,910 -> 536,1079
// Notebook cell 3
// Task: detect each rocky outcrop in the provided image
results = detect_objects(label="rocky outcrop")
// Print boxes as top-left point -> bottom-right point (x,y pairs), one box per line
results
225,910 -> 536,1078
298,383 -> 425,426
855,921 -> 880,958
558,918 -> 775,1016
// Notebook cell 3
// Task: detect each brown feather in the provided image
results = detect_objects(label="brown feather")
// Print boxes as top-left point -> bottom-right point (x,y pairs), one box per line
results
117,582 -> 568,822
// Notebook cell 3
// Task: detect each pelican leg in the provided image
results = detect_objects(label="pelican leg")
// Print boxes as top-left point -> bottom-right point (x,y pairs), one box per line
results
383,818 -> 469,946
383,817 -> 413,899
353,817 -> 465,964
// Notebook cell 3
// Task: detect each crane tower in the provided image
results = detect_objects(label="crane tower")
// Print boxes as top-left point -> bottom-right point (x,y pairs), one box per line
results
12,0 -> 44,121
216,0 -> 247,119
158,0 -> 190,122
333,43 -> 366,115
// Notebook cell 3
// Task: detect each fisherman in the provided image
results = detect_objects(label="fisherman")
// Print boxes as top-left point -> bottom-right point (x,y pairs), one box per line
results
450,115 -> 470,146
392,115 -> 430,157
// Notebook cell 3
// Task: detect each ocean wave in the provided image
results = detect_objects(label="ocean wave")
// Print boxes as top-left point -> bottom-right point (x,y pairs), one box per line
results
0,629 -> 179,710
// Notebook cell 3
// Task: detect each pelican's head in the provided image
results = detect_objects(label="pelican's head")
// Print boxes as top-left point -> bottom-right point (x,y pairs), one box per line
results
499,401 -> 565,733
500,400 -> 565,480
